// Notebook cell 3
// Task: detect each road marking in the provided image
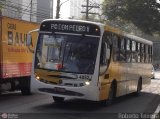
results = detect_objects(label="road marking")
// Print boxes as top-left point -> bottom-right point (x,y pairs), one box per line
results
151,104 -> 160,119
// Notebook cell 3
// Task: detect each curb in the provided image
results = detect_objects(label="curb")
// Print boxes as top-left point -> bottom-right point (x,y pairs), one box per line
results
152,104 -> 160,119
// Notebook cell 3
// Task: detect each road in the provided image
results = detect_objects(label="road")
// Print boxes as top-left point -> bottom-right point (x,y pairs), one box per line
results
0,80 -> 160,119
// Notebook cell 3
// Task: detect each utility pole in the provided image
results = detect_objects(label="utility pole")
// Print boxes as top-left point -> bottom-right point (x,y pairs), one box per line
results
85,0 -> 89,21
81,0 -> 100,21
30,0 -> 32,21
56,0 -> 60,19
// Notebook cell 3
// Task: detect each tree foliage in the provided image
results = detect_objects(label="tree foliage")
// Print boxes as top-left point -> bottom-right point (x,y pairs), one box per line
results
0,0 -> 6,15
103,0 -> 160,35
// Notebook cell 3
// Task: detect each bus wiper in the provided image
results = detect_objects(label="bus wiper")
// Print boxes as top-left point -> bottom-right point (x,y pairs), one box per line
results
80,34 -> 86,41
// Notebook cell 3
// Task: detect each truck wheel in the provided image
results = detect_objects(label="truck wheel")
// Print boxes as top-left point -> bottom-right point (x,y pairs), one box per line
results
21,87 -> 31,95
20,77 -> 31,95
53,96 -> 64,103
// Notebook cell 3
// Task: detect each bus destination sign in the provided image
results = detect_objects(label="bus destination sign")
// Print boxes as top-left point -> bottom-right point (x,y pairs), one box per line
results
51,24 -> 90,33
40,20 -> 101,36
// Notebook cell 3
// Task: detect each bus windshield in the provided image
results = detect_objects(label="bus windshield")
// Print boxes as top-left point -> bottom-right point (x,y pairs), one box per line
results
35,33 -> 99,74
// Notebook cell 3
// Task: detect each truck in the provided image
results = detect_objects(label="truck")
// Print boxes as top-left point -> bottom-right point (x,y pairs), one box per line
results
0,16 -> 39,95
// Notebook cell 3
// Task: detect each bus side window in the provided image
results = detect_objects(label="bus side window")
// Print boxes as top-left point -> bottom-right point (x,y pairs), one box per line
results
148,45 -> 152,63
113,35 -> 119,61
145,45 -> 148,63
132,41 -> 137,63
140,43 -> 144,63
137,42 -> 141,63
119,37 -> 126,62
126,39 -> 132,62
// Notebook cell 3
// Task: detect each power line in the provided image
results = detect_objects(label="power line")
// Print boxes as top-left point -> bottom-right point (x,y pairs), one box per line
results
0,1 -> 51,21
4,0 -> 52,14
68,0 -> 82,19
81,0 -> 100,20
0,2 -> 49,17
0,0 -> 52,21
70,0 -> 82,10
1,5 -> 49,19
0,0 -> 52,17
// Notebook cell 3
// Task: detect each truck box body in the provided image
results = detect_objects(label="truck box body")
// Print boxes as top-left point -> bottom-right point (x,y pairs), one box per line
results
0,16 -> 39,94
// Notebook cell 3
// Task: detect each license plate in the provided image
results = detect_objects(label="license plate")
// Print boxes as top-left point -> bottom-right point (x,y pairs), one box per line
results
54,87 -> 66,93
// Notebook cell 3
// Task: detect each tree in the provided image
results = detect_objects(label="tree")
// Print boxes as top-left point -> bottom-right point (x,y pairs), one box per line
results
102,0 -> 160,35
0,0 -> 5,15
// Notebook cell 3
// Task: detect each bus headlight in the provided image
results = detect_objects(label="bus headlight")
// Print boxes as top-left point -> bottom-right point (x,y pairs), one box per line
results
34,73 -> 40,80
85,81 -> 90,85
36,76 -> 40,80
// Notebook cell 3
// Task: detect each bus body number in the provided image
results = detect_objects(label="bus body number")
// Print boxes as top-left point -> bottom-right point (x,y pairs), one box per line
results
78,75 -> 91,80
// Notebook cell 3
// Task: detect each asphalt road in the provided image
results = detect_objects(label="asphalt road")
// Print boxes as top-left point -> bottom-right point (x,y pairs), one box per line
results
0,80 -> 160,119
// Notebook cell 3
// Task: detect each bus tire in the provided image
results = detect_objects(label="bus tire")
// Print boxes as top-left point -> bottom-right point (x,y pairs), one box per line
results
53,96 -> 64,103
135,78 -> 142,96
0,84 -> 2,95
107,81 -> 117,104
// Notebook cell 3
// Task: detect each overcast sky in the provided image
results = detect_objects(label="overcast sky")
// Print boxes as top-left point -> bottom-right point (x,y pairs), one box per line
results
53,0 -> 70,19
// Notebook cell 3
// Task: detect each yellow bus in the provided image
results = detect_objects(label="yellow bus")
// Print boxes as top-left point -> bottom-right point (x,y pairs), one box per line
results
29,19 -> 153,104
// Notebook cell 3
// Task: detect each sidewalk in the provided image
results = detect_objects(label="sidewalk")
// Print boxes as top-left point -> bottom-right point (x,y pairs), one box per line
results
148,80 -> 160,119
142,79 -> 160,95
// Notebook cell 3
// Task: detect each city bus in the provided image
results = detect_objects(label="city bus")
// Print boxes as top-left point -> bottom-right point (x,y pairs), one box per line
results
28,19 -> 153,104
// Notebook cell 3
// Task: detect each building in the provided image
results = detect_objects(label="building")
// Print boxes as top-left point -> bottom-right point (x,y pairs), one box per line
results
21,0 -> 37,22
70,0 -> 83,19
1,0 -> 53,23
36,0 -> 53,23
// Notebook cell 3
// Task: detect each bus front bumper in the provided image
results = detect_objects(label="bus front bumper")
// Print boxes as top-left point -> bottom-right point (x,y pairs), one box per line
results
31,77 -> 99,101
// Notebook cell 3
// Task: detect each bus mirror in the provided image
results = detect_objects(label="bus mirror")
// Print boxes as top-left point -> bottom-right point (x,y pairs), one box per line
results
27,33 -> 32,46
106,48 -> 110,60
27,29 -> 39,45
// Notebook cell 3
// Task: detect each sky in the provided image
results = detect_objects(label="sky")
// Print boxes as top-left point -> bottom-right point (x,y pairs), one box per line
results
53,0 -> 70,19
53,0 -> 160,19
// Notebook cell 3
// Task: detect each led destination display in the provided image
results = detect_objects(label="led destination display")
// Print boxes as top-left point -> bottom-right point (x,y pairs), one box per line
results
40,20 -> 101,36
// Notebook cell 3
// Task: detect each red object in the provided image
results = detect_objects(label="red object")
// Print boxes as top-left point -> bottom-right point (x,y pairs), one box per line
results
56,63 -> 63,70
1,63 -> 32,78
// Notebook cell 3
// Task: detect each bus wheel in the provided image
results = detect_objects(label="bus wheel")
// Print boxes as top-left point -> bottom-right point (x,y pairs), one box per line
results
107,81 -> 117,105
107,85 -> 114,104
0,84 -> 2,95
53,96 -> 64,103
135,79 -> 142,96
